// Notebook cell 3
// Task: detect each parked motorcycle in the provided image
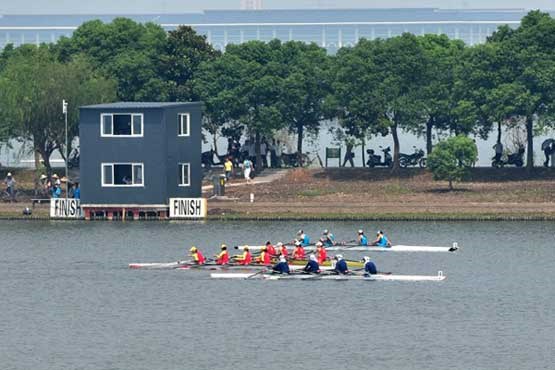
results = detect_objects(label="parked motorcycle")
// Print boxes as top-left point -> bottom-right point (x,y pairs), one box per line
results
399,146 -> 426,168
366,146 -> 393,168
491,146 -> 525,168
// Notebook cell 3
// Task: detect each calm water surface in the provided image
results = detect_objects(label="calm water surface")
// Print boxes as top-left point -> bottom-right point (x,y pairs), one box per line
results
1,220 -> 554,370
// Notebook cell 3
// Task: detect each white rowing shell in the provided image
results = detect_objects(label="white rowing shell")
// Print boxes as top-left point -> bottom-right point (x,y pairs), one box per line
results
235,243 -> 458,253
210,271 -> 446,281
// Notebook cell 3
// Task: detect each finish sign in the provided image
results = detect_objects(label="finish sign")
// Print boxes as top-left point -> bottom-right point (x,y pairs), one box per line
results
50,198 -> 83,218
169,198 -> 207,218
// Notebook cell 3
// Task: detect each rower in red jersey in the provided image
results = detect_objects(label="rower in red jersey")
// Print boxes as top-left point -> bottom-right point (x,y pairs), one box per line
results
190,246 -> 206,265
215,244 -> 229,265
276,242 -> 288,259
234,246 -> 252,265
265,241 -> 277,257
256,246 -> 272,266
292,240 -> 305,260
315,241 -> 327,265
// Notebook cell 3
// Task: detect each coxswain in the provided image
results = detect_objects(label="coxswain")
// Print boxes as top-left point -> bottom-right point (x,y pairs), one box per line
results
322,229 -> 336,247
296,229 -> 310,247
303,254 -> 320,274
276,242 -> 288,258
215,244 -> 229,265
357,229 -> 368,246
234,246 -> 252,265
272,255 -> 290,274
256,246 -> 272,266
361,256 -> 377,276
265,241 -> 277,257
315,241 -> 327,264
292,241 -> 305,260
372,230 -> 392,247
333,254 -> 349,275
190,246 -> 206,265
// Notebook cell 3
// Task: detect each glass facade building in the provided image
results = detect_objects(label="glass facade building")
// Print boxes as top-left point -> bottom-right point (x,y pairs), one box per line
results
1,8 -> 548,51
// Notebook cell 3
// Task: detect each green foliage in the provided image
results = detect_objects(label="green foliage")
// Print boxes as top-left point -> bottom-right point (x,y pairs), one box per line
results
427,135 -> 478,190
0,45 -> 117,173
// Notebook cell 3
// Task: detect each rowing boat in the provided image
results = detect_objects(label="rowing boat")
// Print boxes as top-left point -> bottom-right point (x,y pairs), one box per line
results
210,271 -> 446,281
288,259 -> 364,268
235,242 -> 459,253
128,261 -> 336,271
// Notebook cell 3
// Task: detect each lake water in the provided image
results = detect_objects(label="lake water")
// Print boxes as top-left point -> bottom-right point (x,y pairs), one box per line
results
1,220 -> 554,370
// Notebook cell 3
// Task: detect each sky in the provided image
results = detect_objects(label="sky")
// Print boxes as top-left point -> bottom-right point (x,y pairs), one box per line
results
0,0 -> 553,14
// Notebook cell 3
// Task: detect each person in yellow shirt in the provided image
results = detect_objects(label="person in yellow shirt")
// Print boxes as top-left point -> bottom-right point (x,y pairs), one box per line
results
224,157 -> 233,181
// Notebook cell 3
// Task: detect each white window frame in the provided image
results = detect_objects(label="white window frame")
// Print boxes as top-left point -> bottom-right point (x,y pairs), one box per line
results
101,163 -> 144,187
100,113 -> 144,137
178,113 -> 190,137
178,163 -> 191,187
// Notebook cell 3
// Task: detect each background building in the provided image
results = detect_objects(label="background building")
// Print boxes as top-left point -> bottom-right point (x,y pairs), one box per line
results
241,0 -> 264,10
79,102 -> 202,219
1,8 -> 548,52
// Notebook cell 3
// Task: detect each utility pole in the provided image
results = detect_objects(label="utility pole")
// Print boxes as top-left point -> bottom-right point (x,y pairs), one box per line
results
63,99 -> 69,199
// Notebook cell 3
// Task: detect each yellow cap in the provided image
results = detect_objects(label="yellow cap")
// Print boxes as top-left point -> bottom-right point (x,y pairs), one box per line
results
190,246 -> 197,252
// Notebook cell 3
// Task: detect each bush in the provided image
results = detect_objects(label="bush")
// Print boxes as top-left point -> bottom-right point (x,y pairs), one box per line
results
428,135 -> 478,190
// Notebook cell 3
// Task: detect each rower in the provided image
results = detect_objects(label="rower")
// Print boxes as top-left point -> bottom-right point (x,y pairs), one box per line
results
256,246 -> 271,266
333,254 -> 349,275
322,229 -> 336,247
357,229 -> 368,246
234,246 -> 252,265
296,229 -> 310,247
315,241 -> 327,265
276,242 -> 288,259
372,230 -> 392,247
265,241 -> 277,257
215,244 -> 229,265
190,246 -> 206,265
303,254 -> 320,274
272,255 -> 290,274
361,256 -> 377,276
292,240 -> 305,260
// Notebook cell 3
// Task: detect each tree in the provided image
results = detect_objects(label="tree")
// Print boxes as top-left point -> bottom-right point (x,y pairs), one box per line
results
0,45 -> 117,175
427,135 -> 478,190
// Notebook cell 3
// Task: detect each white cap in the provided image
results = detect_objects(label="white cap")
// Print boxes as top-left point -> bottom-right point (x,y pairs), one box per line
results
7,172 -> 12,177
363,256 -> 371,263
316,241 -> 323,247
309,254 -> 317,262
276,242 -> 284,247
279,255 -> 286,263
335,254 -> 343,260
358,229 -> 364,234
323,229 -> 329,235
297,229 -> 303,235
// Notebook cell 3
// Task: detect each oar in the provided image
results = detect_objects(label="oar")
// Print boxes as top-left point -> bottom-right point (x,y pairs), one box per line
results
246,269 -> 269,279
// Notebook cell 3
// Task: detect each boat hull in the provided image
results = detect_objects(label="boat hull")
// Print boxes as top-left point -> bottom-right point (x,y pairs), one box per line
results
236,243 -> 458,253
211,271 -> 446,281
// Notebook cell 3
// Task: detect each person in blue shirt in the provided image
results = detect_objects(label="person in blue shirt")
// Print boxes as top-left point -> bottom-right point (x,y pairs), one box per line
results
73,182 -> 80,199
303,254 -> 320,274
362,256 -> 377,276
357,230 -> 368,246
296,229 -> 310,247
322,229 -> 336,247
372,230 -> 391,247
52,185 -> 62,199
272,255 -> 290,274
333,255 -> 349,275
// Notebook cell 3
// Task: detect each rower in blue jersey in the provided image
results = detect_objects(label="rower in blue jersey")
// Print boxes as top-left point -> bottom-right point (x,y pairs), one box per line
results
333,254 -> 349,274
303,254 -> 320,274
322,229 -> 336,247
272,255 -> 290,274
357,229 -> 368,246
361,256 -> 377,276
296,229 -> 310,247
372,230 -> 392,247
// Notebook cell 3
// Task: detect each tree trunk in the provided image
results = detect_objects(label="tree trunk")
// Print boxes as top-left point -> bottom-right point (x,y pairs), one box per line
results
296,122 -> 304,166
39,149 -> 53,177
526,115 -> 534,171
361,140 -> 365,168
426,118 -> 433,155
449,179 -> 453,191
255,132 -> 262,173
497,120 -> 502,144
34,150 -> 41,194
391,123 -> 400,172
212,134 -> 219,157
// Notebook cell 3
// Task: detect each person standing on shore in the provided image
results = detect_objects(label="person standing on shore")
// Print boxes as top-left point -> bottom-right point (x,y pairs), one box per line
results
73,182 -> 80,199
224,157 -> 233,181
242,158 -> 253,184
4,172 -> 16,201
